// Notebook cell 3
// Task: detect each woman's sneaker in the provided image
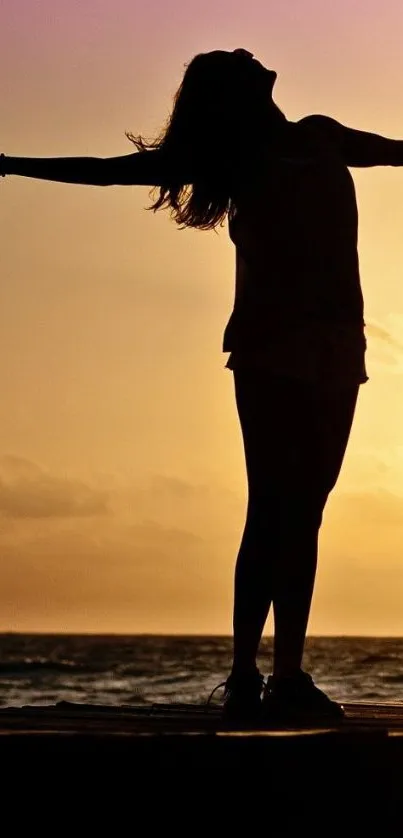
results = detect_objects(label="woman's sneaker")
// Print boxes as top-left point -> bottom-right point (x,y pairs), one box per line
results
208,669 -> 264,726
261,670 -> 344,726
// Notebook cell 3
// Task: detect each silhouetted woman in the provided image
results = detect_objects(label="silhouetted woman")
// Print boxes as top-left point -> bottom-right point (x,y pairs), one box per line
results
3,48 -> 403,723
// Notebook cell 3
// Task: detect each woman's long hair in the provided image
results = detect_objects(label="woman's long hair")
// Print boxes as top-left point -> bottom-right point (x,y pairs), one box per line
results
126,50 -> 278,231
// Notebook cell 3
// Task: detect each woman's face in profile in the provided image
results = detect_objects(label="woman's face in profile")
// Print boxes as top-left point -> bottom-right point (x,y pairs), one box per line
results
232,48 -> 277,93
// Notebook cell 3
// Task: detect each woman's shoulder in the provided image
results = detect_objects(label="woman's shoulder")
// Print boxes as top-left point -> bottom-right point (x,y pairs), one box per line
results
296,114 -> 343,148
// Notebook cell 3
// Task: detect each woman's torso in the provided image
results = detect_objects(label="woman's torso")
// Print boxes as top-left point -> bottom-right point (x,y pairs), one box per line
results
223,117 -> 368,386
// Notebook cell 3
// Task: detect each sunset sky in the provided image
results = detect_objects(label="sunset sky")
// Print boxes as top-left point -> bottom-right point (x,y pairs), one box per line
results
1,0 -> 403,634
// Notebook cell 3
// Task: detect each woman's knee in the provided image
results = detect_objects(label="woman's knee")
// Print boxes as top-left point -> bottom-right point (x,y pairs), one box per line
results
248,487 -> 326,532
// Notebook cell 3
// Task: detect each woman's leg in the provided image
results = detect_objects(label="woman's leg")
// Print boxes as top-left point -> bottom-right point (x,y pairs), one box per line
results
231,371 -> 300,675
231,495 -> 275,675
231,370 -> 359,678
272,381 -> 359,677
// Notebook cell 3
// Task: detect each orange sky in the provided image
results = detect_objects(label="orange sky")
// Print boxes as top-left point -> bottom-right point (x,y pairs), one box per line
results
1,0 -> 403,634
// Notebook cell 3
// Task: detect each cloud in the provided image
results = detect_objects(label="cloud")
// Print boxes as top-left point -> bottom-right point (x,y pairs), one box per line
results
365,318 -> 403,369
148,474 -> 209,499
323,486 -> 403,569
128,518 -> 203,546
107,471 -> 244,543
366,321 -> 402,347
0,455 -> 109,519
330,487 -> 403,527
0,513 -> 227,633
1,468 -> 403,632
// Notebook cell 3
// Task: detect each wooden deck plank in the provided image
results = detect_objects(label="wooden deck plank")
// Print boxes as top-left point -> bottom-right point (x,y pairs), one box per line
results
1,700 -> 403,735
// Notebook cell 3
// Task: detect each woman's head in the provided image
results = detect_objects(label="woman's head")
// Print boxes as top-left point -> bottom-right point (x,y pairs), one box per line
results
168,48 -> 279,139
127,48 -> 284,231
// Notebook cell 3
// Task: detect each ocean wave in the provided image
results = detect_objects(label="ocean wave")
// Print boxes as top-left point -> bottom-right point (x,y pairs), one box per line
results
0,658 -> 87,675
382,673 -> 403,684
118,666 -> 192,683
359,655 -> 398,665
116,664 -> 153,677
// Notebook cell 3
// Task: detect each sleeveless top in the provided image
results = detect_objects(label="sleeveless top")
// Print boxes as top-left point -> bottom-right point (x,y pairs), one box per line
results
222,118 -> 368,388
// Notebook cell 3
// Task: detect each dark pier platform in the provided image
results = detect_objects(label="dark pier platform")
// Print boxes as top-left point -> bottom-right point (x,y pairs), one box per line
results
1,702 -> 402,831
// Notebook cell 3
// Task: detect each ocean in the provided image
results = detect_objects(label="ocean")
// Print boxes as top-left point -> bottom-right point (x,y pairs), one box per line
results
1,634 -> 403,708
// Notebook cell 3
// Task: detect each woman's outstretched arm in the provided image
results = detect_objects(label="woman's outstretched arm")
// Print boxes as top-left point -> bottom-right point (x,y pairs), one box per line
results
1,149 -> 195,186
300,114 -> 403,167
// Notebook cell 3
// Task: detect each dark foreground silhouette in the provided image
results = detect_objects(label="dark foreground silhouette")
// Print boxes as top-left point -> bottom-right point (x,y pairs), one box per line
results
3,46 -> 403,724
